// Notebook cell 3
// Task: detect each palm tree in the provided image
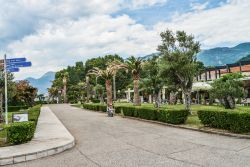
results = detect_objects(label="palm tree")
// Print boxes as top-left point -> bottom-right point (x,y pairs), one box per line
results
78,82 -> 86,103
88,61 -> 126,108
125,56 -> 143,106
48,87 -> 58,103
62,72 -> 69,103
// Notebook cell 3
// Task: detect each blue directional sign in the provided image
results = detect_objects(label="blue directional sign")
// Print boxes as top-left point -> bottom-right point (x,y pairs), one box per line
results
6,68 -> 19,73
6,58 -> 26,64
7,62 -> 32,68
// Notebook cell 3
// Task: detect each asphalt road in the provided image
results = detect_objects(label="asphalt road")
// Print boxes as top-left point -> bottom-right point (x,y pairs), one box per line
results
10,104 -> 250,167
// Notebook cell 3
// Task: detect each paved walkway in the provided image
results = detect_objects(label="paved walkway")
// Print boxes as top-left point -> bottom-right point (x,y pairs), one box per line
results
0,107 -> 74,166
9,104 -> 250,167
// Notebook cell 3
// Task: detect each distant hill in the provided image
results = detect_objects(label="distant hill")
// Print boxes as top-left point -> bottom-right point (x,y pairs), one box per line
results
141,53 -> 159,60
197,42 -> 250,66
237,54 -> 250,62
26,71 -> 55,95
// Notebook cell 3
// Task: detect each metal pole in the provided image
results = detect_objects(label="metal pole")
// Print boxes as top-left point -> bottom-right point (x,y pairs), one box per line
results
4,54 -> 8,124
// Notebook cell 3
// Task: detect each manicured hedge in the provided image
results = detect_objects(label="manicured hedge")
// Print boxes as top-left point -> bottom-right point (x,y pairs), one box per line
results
156,110 -> 189,124
122,106 -> 189,125
83,103 -> 122,113
137,108 -> 157,120
197,110 -> 250,133
28,105 -> 41,125
4,105 -> 41,144
83,103 -> 107,112
5,121 -> 35,144
82,103 -> 189,125
121,106 -> 135,117
3,106 -> 30,112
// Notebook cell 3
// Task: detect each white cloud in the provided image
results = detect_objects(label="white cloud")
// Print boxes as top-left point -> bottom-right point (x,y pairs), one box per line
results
7,14 -> 159,79
154,0 -> 250,48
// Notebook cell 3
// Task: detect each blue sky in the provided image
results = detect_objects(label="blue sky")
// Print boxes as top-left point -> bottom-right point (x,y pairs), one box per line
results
0,0 -> 249,79
115,0 -> 228,26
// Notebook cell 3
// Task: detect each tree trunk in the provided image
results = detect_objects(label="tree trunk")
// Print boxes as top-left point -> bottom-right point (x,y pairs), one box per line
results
106,80 -> 113,108
86,76 -> 90,103
154,91 -> 161,108
224,96 -> 235,109
133,78 -> 141,106
169,91 -> 178,105
183,90 -> 191,112
99,94 -> 104,104
63,84 -> 67,103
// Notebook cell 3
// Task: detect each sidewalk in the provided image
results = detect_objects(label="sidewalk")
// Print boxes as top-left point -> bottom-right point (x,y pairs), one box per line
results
0,106 -> 75,166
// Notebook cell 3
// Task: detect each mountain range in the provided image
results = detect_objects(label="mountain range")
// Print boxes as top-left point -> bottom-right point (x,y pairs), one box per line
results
197,42 -> 250,66
26,71 -> 55,95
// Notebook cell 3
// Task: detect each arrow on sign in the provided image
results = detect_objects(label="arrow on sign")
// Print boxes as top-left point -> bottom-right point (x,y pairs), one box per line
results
6,68 -> 20,73
7,62 -> 32,68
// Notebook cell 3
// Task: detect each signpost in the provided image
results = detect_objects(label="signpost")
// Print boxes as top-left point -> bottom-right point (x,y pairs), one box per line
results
1,54 -> 32,124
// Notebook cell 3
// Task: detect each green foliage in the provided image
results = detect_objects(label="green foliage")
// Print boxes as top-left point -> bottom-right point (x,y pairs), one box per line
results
82,103 -> 107,112
114,106 -> 122,114
50,61 -> 86,103
164,110 -> 189,124
158,29 -> 201,110
28,105 -> 41,125
121,106 -> 188,124
82,103 -> 124,113
5,121 -> 35,144
137,108 -> 157,120
121,106 -> 135,117
141,56 -> 164,104
3,106 -> 30,112
210,73 -> 245,109
197,110 -> 250,133
125,56 -> 143,79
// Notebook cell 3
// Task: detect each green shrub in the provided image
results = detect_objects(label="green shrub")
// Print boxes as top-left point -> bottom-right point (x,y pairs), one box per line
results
156,109 -> 189,124
28,105 -> 41,125
197,110 -> 250,133
122,106 -> 135,117
137,108 -> 157,120
121,106 -> 188,124
82,103 -> 107,112
114,106 -> 122,114
5,121 -> 35,144
3,106 -> 30,112
91,98 -> 101,103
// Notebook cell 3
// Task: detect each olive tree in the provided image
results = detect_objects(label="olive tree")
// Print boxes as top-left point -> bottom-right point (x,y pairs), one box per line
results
210,73 -> 245,109
158,29 -> 200,111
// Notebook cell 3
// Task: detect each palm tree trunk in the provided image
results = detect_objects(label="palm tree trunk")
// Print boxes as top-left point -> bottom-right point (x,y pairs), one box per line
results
106,80 -> 113,108
86,76 -> 90,103
133,78 -> 141,106
63,84 -> 67,103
